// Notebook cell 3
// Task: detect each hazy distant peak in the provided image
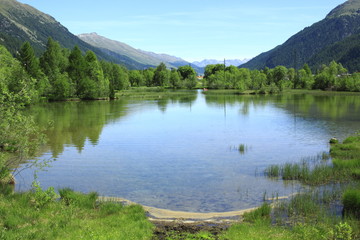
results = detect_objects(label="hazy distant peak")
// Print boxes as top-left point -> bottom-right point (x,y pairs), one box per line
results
137,49 -> 186,63
192,59 -> 250,67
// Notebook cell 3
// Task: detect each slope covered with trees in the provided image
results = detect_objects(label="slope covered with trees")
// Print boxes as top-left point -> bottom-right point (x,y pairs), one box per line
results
308,33 -> 360,72
241,0 -> 360,72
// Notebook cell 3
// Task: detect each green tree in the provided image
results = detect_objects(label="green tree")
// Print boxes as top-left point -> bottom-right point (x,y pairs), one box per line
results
101,61 -> 129,95
250,70 -> 267,90
178,65 -> 197,89
153,63 -> 169,87
170,68 -> 181,88
287,68 -> 296,88
40,38 -> 68,77
313,61 -> 347,90
235,68 -> 251,91
178,65 -> 196,80
272,66 -> 288,84
51,72 -> 73,100
83,51 -> 109,99
112,64 -> 129,90
17,42 -> 50,97
40,38 -> 73,99
204,64 -> 225,79
343,73 -> 360,91
129,70 -> 145,87
296,64 -> 314,89
17,41 -> 41,78
0,45 -> 38,104
143,68 -> 155,87
0,46 -> 46,182
206,71 -> 226,89
67,46 -> 86,97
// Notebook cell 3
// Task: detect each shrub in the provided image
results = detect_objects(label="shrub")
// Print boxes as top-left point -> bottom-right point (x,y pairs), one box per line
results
0,183 -> 14,196
332,222 -> 353,240
31,180 -> 58,209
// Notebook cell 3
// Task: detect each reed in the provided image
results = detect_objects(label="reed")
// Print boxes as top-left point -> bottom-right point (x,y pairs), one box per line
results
342,189 -> 360,219
243,202 -> 271,223
238,144 -> 247,154
265,165 -> 281,178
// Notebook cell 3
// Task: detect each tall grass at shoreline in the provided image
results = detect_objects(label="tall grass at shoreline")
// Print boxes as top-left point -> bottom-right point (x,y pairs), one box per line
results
256,134 -> 360,239
264,152 -> 337,185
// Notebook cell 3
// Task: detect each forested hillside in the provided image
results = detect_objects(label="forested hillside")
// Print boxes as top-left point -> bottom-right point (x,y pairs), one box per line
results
241,0 -> 360,72
308,33 -> 360,72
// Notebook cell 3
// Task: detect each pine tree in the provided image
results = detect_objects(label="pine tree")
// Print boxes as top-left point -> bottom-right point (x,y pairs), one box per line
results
17,41 -> 40,78
68,46 -> 86,97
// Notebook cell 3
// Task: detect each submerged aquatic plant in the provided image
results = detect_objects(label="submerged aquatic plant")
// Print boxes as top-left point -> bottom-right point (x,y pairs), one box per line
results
239,144 -> 247,154
230,143 -> 249,154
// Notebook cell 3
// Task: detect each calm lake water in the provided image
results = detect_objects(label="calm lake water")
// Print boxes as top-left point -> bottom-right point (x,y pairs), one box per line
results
16,91 -> 360,212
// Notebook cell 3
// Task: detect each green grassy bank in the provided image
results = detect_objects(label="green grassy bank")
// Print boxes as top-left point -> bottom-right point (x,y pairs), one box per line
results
0,186 -> 153,240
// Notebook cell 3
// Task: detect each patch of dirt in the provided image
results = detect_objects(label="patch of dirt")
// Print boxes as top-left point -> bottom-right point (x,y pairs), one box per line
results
151,220 -> 232,240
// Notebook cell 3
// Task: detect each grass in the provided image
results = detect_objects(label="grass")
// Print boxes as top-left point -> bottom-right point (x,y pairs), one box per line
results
265,137 -> 360,185
115,87 -> 197,99
162,231 -> 217,240
342,188 -> 360,218
221,220 -> 294,240
0,186 -> 154,240
259,134 -> 360,239
243,203 -> 271,223
221,187 -> 359,240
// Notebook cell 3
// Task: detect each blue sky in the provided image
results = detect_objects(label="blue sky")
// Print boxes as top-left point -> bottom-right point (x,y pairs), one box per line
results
19,0 -> 345,62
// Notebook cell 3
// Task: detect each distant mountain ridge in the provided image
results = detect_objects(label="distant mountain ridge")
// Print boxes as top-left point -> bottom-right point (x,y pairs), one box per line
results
241,0 -> 360,72
78,32 -> 204,73
192,59 -> 250,68
78,33 -> 168,67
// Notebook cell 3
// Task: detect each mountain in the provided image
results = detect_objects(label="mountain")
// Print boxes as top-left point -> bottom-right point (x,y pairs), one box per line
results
78,33 -> 164,67
192,59 -> 250,68
78,32 -> 204,73
241,0 -> 360,72
0,0 -> 149,69
307,33 -> 360,72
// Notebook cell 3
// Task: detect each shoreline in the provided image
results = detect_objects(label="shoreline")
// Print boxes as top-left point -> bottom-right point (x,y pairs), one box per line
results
98,194 -> 297,222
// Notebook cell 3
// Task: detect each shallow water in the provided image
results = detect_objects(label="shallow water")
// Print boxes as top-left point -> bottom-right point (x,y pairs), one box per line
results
16,91 -> 360,212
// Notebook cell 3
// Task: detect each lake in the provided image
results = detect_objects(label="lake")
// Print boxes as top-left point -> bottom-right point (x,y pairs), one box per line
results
16,91 -> 360,212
